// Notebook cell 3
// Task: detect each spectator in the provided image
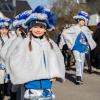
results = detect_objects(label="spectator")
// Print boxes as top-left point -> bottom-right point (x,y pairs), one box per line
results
92,22 -> 100,69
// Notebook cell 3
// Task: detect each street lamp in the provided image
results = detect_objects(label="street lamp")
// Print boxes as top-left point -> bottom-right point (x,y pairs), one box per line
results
12,0 -> 16,17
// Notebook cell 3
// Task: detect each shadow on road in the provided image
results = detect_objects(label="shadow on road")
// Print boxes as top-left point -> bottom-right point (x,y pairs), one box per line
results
91,71 -> 100,75
65,72 -> 76,85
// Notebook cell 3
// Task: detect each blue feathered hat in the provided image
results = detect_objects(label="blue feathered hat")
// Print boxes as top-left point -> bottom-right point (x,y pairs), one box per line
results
0,17 -> 12,28
12,10 -> 32,28
73,11 -> 90,22
25,5 -> 56,31
45,8 -> 56,30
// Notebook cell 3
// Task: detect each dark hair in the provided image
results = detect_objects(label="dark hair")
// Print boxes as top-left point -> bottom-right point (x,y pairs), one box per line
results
45,32 -> 53,49
19,28 -> 27,38
28,31 -> 53,51
29,31 -> 32,51
75,18 -> 85,23
15,27 -> 27,38
7,29 -> 10,38
0,32 -> 1,36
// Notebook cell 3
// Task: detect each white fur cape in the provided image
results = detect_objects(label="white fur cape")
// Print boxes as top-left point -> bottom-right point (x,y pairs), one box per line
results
0,35 -> 11,66
59,24 -> 96,50
7,36 -> 65,84
0,32 -> 24,74
0,34 -> 16,63
5,37 -> 24,74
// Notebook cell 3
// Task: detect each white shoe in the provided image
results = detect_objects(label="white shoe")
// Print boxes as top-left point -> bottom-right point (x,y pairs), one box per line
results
24,89 -> 42,99
24,89 -> 29,99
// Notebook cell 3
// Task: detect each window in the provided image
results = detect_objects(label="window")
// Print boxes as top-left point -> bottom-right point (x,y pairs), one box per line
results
2,3 -> 9,11
8,3 -> 15,11
0,3 -> 14,12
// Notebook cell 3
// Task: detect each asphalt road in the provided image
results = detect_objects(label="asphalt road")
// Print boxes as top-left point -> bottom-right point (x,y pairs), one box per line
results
53,67 -> 100,100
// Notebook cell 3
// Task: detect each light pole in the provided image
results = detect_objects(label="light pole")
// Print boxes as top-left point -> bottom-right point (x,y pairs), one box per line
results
12,0 -> 16,17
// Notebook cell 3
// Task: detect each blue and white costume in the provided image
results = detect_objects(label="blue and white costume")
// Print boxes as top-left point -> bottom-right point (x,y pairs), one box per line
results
59,11 -> 96,81
0,10 -> 30,70
0,17 -> 12,84
6,5 -> 65,99
0,10 -> 32,85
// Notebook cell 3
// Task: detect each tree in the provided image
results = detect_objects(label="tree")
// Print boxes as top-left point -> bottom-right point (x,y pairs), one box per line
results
52,0 -> 74,17
51,0 -> 91,30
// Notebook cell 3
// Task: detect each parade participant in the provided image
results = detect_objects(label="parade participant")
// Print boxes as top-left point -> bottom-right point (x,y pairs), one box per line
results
59,11 -> 96,85
0,17 -> 12,99
1,9 -> 32,74
7,5 -> 65,100
1,10 -> 32,100
92,22 -> 100,69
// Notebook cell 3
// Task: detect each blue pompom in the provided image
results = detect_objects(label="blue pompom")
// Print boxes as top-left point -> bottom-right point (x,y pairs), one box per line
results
33,5 -> 45,13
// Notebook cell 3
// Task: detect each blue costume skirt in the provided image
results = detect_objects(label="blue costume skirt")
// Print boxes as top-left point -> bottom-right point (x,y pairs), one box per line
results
24,79 -> 52,90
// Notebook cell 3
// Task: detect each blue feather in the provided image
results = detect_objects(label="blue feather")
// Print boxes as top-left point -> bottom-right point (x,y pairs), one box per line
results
45,10 -> 56,28
29,5 -> 56,30
33,5 -> 45,13
13,10 -> 32,28
15,10 -> 32,20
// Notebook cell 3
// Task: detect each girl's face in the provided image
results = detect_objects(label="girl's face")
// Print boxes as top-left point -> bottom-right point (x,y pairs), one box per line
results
30,26 -> 46,37
78,19 -> 86,26
0,28 -> 8,36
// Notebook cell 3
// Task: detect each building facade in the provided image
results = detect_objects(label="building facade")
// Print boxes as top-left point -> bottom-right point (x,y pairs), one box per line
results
0,0 -> 31,18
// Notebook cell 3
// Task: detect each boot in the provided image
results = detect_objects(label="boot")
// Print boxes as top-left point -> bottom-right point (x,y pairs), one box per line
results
0,84 -> 4,100
76,76 -> 81,85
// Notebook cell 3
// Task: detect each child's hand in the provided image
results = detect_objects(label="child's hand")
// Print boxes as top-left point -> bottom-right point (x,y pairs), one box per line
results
50,77 -> 57,82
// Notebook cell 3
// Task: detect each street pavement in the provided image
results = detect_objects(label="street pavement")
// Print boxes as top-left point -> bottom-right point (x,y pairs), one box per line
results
4,67 -> 100,100
53,67 -> 100,100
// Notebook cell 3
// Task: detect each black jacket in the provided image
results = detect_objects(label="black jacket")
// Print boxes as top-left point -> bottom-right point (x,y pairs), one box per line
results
93,29 -> 100,54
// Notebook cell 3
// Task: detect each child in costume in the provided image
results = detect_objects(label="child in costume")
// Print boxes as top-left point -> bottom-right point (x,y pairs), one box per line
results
1,10 -> 32,74
6,6 -> 65,100
0,10 -> 32,100
0,17 -> 12,99
59,11 -> 96,85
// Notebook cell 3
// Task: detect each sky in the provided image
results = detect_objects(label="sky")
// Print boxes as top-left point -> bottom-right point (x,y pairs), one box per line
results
26,0 -> 55,9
